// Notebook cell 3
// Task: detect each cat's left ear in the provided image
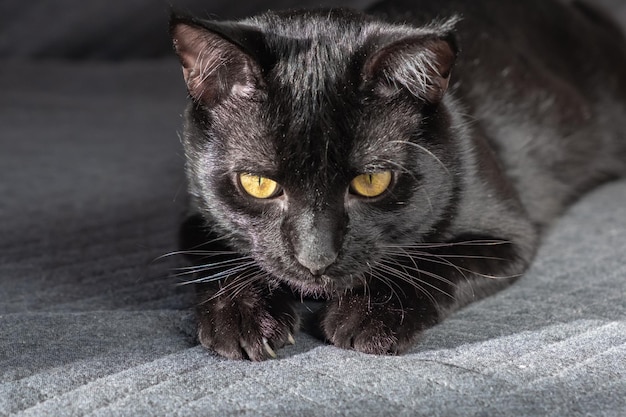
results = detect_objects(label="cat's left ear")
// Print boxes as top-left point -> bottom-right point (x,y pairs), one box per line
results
170,15 -> 264,105
363,22 -> 459,103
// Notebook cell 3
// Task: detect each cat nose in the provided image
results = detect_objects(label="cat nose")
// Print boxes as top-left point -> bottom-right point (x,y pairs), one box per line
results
296,252 -> 337,276
288,207 -> 345,277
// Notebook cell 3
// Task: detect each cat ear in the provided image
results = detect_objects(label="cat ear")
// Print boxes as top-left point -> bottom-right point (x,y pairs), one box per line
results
170,16 -> 263,105
363,25 -> 458,103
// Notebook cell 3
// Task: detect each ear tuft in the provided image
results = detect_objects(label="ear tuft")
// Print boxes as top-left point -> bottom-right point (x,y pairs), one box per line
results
170,17 -> 261,105
364,21 -> 458,103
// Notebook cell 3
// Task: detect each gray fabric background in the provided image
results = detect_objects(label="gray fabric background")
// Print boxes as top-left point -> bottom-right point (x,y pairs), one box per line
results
1,1 -> 625,416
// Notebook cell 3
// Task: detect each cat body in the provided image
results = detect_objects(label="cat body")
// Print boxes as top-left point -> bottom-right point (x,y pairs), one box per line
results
170,0 -> 626,360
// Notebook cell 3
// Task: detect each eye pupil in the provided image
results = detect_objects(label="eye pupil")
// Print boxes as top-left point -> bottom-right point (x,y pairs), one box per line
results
350,171 -> 392,198
238,173 -> 280,199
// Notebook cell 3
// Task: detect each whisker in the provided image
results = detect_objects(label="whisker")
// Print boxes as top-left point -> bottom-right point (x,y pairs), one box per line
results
209,278 -> 241,301
384,248 -> 509,263
378,258 -> 457,289
160,250 -> 240,259
401,251 -> 519,280
204,269 -> 266,301
155,232 -> 239,262
388,140 -> 450,175
371,262 -> 443,311
227,272 -> 270,300
155,249 -> 236,261
392,246 -> 472,285
420,184 -> 434,213
384,245 -> 475,300
383,239 -> 511,249
365,262 -> 374,309
217,274 -> 257,300
175,261 -> 257,284
370,271 -> 406,307
382,249 -> 471,277
377,158 -> 418,180
173,256 -> 254,272
377,256 -> 421,301
378,245 -> 521,282
173,262 -> 255,280
374,260 -> 456,301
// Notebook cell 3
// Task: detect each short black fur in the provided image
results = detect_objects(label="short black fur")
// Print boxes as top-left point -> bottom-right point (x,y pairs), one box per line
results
169,0 -> 626,360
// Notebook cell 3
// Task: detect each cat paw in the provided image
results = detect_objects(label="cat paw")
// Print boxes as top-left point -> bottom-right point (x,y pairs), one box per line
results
320,293 -> 436,355
196,287 -> 298,361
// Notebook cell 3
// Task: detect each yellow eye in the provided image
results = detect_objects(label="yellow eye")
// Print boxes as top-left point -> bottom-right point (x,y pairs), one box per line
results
350,171 -> 392,198
238,173 -> 280,199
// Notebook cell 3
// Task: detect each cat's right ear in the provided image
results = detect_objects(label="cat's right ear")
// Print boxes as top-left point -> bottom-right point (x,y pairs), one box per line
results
170,15 -> 264,105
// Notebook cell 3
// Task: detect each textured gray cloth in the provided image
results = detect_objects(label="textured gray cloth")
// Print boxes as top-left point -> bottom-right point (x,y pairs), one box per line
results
2,2 -> 626,416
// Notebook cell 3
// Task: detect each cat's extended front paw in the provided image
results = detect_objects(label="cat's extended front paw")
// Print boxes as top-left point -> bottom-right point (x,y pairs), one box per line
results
320,293 -> 438,355
196,285 -> 298,361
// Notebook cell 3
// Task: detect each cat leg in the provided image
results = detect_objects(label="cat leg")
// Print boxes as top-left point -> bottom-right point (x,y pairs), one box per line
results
319,237 -> 530,355
195,280 -> 299,361
320,285 -> 439,354
179,214 -> 299,360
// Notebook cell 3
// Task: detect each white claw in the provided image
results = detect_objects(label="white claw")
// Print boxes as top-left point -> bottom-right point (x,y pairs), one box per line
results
262,337 -> 277,359
240,339 -> 256,361
287,332 -> 296,345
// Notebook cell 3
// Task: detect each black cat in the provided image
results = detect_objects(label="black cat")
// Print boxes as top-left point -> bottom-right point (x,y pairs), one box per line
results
169,0 -> 626,360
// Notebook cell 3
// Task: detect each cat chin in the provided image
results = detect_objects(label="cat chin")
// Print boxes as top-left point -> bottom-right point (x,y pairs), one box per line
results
277,273 -> 361,298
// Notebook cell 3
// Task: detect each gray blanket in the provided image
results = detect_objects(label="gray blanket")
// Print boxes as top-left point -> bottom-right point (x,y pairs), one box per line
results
2,1 -> 626,416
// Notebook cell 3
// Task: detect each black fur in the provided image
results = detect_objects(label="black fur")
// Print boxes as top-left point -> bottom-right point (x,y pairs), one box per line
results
170,0 -> 626,360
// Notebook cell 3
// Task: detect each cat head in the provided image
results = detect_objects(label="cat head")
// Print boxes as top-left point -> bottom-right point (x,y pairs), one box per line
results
171,9 -> 462,295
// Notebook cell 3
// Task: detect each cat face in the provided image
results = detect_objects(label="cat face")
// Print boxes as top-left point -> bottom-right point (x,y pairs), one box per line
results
172,10 -> 460,295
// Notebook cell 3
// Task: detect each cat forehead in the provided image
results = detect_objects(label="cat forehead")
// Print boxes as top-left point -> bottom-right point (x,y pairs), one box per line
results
246,9 -> 371,41
247,11 -> 375,104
